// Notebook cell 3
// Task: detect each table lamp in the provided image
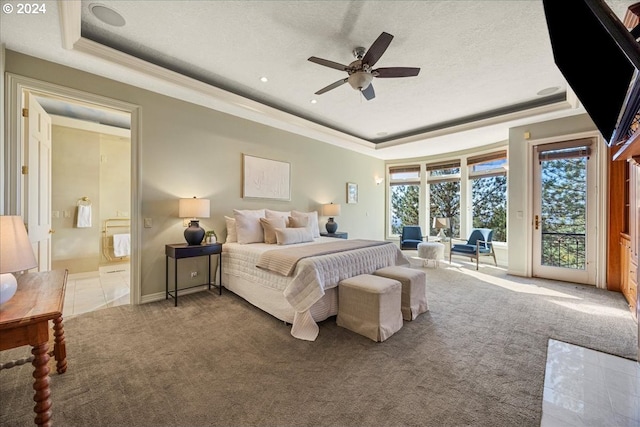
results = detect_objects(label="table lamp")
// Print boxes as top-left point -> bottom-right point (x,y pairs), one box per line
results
433,217 -> 450,241
0,216 -> 38,305
322,203 -> 341,234
179,197 -> 210,246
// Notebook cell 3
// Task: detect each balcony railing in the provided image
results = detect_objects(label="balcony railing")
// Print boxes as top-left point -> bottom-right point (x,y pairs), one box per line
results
541,232 -> 586,270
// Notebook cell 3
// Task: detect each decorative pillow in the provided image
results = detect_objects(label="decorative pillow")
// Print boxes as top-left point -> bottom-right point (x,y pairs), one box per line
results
225,216 -> 237,243
275,227 -> 314,245
291,210 -> 320,238
259,216 -> 287,244
287,216 -> 308,228
233,209 -> 266,244
265,209 -> 291,220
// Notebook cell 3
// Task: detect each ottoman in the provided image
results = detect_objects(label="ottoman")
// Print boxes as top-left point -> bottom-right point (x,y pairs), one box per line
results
373,266 -> 428,321
417,241 -> 445,268
337,274 -> 403,342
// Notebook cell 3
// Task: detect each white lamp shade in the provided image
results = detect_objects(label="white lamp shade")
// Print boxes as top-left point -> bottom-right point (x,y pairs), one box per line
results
432,217 -> 450,229
179,197 -> 210,219
322,203 -> 341,217
0,216 -> 38,274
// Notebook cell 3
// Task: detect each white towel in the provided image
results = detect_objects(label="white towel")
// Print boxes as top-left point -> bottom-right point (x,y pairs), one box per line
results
113,233 -> 131,257
77,205 -> 92,228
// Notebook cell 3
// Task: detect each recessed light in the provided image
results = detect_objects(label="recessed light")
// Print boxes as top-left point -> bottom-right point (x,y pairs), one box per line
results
260,77 -> 268,83
90,3 -> 126,27
310,99 -> 317,104
537,86 -> 560,96
377,131 -> 388,137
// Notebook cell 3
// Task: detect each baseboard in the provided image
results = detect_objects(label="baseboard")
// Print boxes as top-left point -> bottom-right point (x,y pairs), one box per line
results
140,285 -> 210,304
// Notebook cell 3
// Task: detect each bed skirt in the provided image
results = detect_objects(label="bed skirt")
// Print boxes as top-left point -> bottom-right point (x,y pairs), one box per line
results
221,271 -> 338,325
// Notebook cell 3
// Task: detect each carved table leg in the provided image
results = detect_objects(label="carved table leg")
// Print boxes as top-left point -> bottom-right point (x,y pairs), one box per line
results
32,342 -> 52,427
52,316 -> 67,374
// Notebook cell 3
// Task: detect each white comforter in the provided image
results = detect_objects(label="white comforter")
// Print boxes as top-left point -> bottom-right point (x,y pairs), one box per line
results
223,237 -> 409,340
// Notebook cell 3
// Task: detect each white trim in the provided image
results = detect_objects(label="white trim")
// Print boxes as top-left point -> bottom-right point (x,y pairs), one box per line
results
140,286 -> 210,305
5,73 -> 142,305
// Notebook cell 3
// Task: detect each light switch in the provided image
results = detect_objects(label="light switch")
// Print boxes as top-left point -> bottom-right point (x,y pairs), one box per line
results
63,211 -> 71,218
52,211 -> 60,218
144,218 -> 153,228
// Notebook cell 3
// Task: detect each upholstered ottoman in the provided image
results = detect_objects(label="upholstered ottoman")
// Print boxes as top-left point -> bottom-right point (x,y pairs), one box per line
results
337,274 -> 403,342
417,242 -> 445,267
373,266 -> 428,321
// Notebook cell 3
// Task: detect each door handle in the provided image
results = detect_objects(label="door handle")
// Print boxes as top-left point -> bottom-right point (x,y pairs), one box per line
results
534,215 -> 540,230
49,229 -> 55,234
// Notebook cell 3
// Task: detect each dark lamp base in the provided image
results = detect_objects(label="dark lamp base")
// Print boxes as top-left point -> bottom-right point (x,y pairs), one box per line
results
184,220 -> 205,246
325,218 -> 338,234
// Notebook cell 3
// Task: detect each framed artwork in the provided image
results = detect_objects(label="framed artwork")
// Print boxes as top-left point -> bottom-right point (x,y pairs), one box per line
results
347,182 -> 358,204
242,154 -> 291,200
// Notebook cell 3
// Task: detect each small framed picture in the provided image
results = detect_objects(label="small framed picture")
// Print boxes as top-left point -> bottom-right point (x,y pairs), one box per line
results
347,182 -> 358,204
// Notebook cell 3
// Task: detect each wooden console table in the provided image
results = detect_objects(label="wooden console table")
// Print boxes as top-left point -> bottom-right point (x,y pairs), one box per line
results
0,270 -> 68,427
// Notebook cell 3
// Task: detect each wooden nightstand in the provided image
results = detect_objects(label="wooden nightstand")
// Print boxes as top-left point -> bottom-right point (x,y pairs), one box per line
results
165,243 -> 222,306
320,231 -> 348,239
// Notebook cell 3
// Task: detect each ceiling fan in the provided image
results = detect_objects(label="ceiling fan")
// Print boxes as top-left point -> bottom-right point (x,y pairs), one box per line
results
308,32 -> 420,101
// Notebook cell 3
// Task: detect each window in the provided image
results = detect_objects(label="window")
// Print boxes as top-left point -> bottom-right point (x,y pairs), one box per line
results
428,161 -> 460,238
389,166 -> 420,235
469,151 -> 507,242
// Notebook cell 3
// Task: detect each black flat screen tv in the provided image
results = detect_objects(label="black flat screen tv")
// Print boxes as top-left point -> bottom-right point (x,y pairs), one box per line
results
542,0 -> 640,147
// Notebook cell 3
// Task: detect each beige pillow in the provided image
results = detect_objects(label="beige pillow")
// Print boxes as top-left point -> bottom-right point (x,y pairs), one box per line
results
233,209 -> 266,244
275,227 -> 314,245
291,210 -> 320,238
259,216 -> 287,244
265,209 -> 291,221
225,216 -> 237,243
288,216 -> 308,228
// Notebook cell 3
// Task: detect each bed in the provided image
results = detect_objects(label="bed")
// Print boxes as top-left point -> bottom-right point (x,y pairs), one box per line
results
221,237 -> 409,341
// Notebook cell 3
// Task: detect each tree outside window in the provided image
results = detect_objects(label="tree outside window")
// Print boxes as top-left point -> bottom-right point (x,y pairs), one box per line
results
389,166 -> 420,235
428,162 -> 460,238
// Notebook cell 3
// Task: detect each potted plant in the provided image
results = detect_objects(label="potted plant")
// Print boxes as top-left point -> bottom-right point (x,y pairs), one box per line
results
205,230 -> 217,244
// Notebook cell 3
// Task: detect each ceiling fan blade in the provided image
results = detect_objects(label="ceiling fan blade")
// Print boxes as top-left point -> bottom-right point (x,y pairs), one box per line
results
361,83 -> 375,100
315,78 -> 349,95
374,67 -> 421,78
308,56 -> 349,72
361,32 -> 394,67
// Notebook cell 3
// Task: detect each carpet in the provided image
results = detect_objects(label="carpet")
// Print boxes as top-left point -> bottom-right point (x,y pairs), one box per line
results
0,262 -> 636,427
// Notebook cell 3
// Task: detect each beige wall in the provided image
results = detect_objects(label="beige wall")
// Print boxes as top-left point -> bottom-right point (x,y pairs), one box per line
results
50,126 -> 131,273
5,50 -> 384,299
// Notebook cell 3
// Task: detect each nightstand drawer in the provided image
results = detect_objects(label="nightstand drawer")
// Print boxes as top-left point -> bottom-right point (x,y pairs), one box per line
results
165,243 -> 222,259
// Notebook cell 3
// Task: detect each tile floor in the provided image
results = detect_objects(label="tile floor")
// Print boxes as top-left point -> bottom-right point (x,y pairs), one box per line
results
541,339 -> 640,426
63,264 -> 130,318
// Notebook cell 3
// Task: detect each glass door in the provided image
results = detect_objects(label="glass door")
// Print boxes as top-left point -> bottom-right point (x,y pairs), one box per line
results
532,139 -> 597,285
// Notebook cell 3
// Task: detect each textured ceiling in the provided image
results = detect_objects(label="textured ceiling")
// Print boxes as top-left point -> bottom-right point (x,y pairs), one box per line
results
1,1 -> 637,159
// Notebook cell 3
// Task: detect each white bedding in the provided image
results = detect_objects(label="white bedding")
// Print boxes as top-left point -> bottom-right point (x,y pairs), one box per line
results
222,237 -> 409,341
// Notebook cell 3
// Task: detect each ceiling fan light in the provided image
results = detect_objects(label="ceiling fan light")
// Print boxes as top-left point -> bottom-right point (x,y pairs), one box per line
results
348,72 -> 373,90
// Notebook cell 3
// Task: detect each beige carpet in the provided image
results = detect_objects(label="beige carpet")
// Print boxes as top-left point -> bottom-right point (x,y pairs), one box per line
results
0,261 -> 636,427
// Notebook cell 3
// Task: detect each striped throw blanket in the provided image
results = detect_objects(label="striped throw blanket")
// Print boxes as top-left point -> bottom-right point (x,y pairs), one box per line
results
256,239 -> 390,276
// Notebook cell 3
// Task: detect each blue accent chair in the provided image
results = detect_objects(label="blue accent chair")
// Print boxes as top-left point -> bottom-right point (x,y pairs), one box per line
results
449,228 -> 497,270
400,226 -> 424,250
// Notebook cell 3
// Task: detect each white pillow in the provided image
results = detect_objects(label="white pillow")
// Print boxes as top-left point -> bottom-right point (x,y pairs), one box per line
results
225,216 -> 237,243
233,209 -> 266,244
275,227 -> 314,245
265,209 -> 291,221
259,216 -> 287,244
291,210 -> 320,238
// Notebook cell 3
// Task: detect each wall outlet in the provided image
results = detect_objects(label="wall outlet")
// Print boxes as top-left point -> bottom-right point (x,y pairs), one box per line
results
183,219 -> 190,227
190,271 -> 198,278
144,218 -> 152,228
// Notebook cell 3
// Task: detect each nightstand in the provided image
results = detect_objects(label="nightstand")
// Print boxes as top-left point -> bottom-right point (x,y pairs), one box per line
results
320,231 -> 348,239
165,243 -> 222,306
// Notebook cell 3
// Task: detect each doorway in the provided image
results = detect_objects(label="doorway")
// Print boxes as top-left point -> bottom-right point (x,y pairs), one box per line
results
5,73 -> 141,312
531,138 -> 598,285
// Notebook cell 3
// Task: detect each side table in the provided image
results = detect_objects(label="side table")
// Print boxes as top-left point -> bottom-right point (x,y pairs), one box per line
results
320,231 -> 348,239
0,270 -> 68,427
165,243 -> 222,306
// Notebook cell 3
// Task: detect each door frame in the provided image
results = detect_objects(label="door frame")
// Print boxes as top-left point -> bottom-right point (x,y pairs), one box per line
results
4,73 -> 142,305
525,130 -> 608,288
